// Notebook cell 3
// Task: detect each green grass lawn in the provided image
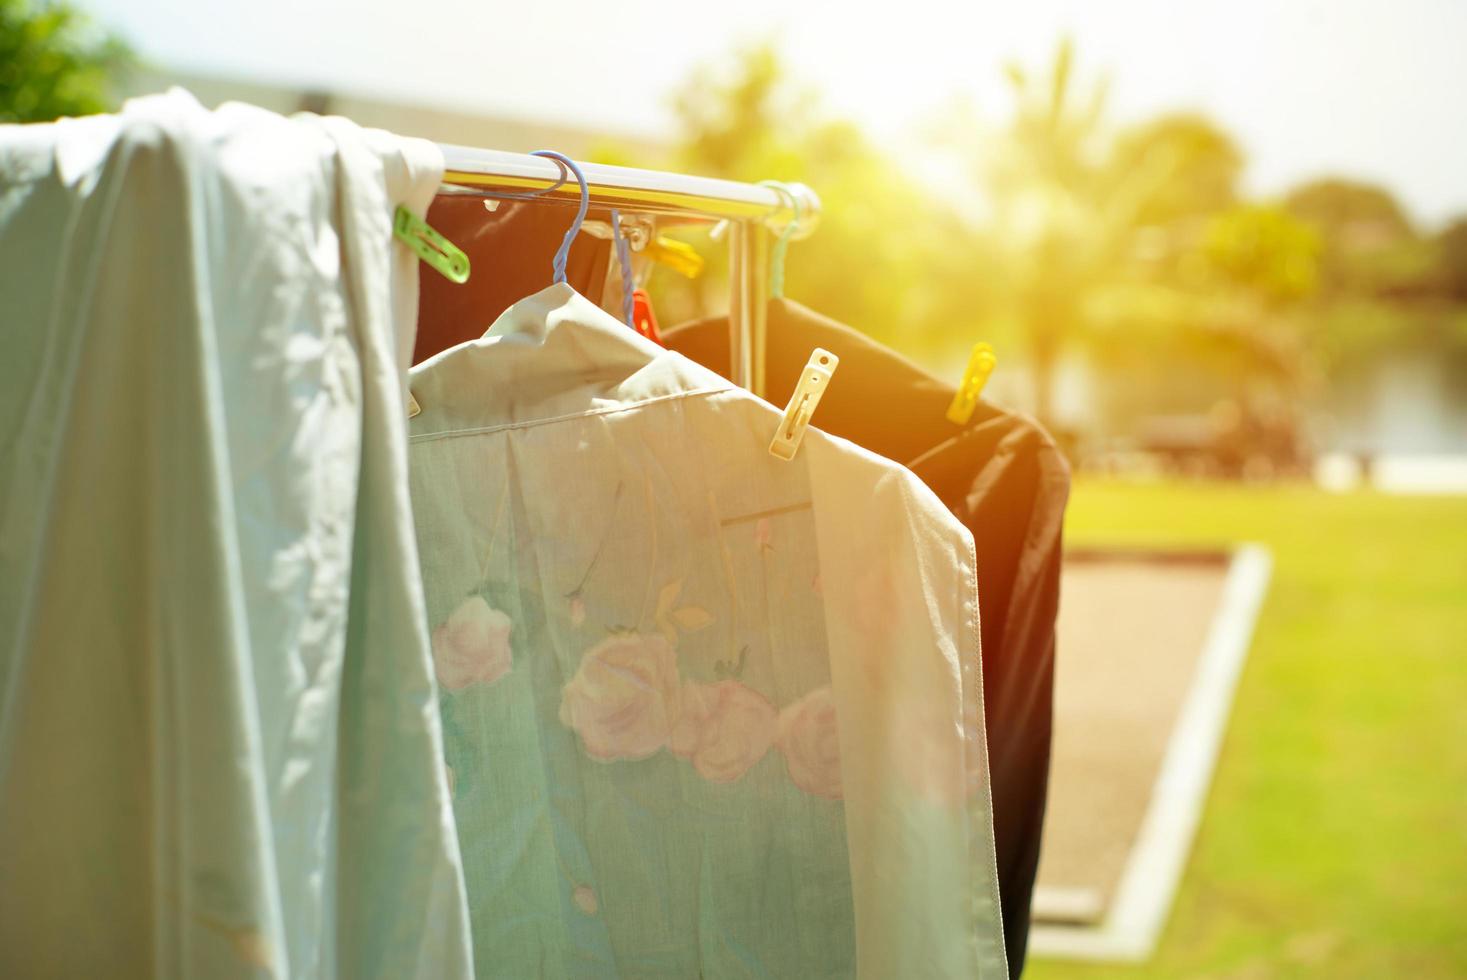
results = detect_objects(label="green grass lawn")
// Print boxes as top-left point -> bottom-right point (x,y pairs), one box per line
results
1027,479 -> 1467,980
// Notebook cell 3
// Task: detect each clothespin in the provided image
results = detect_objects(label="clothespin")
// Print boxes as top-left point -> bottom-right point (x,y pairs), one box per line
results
394,206 -> 470,284
770,348 -> 838,460
631,288 -> 663,345
946,342 -> 997,425
644,235 -> 705,278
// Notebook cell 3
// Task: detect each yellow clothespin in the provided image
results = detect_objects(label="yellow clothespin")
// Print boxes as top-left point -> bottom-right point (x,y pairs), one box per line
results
644,235 -> 705,279
946,342 -> 996,425
770,348 -> 838,460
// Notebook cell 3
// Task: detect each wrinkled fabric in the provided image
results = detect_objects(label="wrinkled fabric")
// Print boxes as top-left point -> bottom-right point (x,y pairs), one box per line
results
407,283 -> 1008,979
0,91 -> 472,979
413,194 -> 612,364
907,417 -> 1068,978
664,302 -> 1070,974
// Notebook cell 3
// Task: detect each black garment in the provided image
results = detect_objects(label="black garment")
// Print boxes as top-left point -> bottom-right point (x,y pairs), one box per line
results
414,196 -> 612,364
663,300 -> 1069,976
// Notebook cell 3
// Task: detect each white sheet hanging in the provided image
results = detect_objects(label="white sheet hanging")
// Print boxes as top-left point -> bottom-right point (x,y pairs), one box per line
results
0,91 -> 473,979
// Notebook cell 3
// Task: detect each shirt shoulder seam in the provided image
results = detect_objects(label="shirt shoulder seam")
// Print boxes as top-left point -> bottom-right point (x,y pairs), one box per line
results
408,384 -> 736,444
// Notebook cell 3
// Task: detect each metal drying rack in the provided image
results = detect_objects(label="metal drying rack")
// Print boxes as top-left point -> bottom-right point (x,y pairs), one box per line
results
435,144 -> 821,398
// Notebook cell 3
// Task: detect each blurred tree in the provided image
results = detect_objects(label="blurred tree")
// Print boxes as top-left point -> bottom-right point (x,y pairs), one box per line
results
671,43 -> 814,181
664,41 -> 972,360
1283,178 -> 1455,375
1437,217 -> 1467,303
982,39 -> 1243,422
1286,178 -> 1413,242
1188,204 -> 1323,469
1284,178 -> 1432,299
1107,113 -> 1242,228
0,0 -> 131,123
1203,204 -> 1320,304
982,37 -> 1112,421
658,38 -> 1456,445
1434,219 -> 1467,365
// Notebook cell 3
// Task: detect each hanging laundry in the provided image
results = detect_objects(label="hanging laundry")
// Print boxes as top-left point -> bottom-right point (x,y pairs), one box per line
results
407,284 -> 1009,979
663,300 -> 1069,975
0,92 -> 473,980
413,194 -> 613,363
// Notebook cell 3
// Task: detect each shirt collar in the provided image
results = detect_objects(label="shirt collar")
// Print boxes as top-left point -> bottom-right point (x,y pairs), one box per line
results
408,283 -> 732,438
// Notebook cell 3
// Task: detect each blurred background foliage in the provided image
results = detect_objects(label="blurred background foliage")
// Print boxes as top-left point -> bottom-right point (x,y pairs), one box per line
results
5,9 -> 1465,470
642,39 -> 1467,469
4,10 -> 1464,976
0,0 -> 129,123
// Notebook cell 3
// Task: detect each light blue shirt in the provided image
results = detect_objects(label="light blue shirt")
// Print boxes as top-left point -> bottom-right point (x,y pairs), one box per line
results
0,92 -> 473,979
408,284 -> 1007,978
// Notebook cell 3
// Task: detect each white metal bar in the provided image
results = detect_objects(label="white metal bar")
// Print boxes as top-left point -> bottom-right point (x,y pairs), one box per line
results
437,144 -> 821,236
438,145 -> 807,392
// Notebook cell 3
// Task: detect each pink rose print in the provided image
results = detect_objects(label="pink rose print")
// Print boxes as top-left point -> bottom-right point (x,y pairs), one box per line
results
559,634 -> 681,761
431,596 -> 513,691
776,686 -> 844,800
572,885 -> 599,915
892,706 -> 970,806
670,680 -> 777,783
754,517 -> 773,552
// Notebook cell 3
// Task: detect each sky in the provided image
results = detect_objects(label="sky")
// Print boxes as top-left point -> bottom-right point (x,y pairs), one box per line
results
83,0 -> 1467,227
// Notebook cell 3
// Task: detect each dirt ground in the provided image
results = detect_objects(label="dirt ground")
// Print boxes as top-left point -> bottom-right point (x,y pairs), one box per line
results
1032,553 -> 1229,924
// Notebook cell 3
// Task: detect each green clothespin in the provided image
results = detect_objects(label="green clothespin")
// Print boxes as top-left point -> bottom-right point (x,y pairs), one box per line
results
393,206 -> 470,284
946,342 -> 997,425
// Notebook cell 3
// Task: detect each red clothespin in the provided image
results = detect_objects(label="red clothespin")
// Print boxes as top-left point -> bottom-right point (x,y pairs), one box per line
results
632,288 -> 663,346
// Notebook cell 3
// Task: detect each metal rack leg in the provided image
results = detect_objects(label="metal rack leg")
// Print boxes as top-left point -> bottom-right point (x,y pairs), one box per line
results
749,225 -> 769,399
727,221 -> 753,391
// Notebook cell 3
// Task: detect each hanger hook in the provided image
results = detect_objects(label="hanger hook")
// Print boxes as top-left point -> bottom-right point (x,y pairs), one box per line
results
759,180 -> 802,300
531,150 -> 589,286
609,209 -> 636,327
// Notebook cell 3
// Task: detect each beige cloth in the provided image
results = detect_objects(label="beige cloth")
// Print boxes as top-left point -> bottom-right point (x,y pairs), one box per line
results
0,91 -> 472,979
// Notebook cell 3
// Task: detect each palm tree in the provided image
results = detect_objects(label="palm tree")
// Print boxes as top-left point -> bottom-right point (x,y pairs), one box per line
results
986,39 -> 1243,423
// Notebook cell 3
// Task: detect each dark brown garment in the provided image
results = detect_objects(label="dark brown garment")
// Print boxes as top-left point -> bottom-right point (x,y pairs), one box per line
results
414,196 -> 612,364
663,301 -> 1069,976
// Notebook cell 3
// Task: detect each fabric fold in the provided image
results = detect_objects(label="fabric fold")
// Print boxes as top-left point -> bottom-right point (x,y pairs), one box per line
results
0,91 -> 472,980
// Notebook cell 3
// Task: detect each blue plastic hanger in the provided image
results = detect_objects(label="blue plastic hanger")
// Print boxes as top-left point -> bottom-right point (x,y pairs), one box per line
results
529,150 -> 589,285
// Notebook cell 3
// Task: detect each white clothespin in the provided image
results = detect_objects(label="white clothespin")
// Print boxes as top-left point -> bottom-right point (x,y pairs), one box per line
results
769,348 -> 838,460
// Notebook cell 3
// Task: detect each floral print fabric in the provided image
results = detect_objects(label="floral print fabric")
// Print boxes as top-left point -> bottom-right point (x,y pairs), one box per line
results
560,633 -> 683,762
433,596 -> 515,691
408,284 -> 1008,978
